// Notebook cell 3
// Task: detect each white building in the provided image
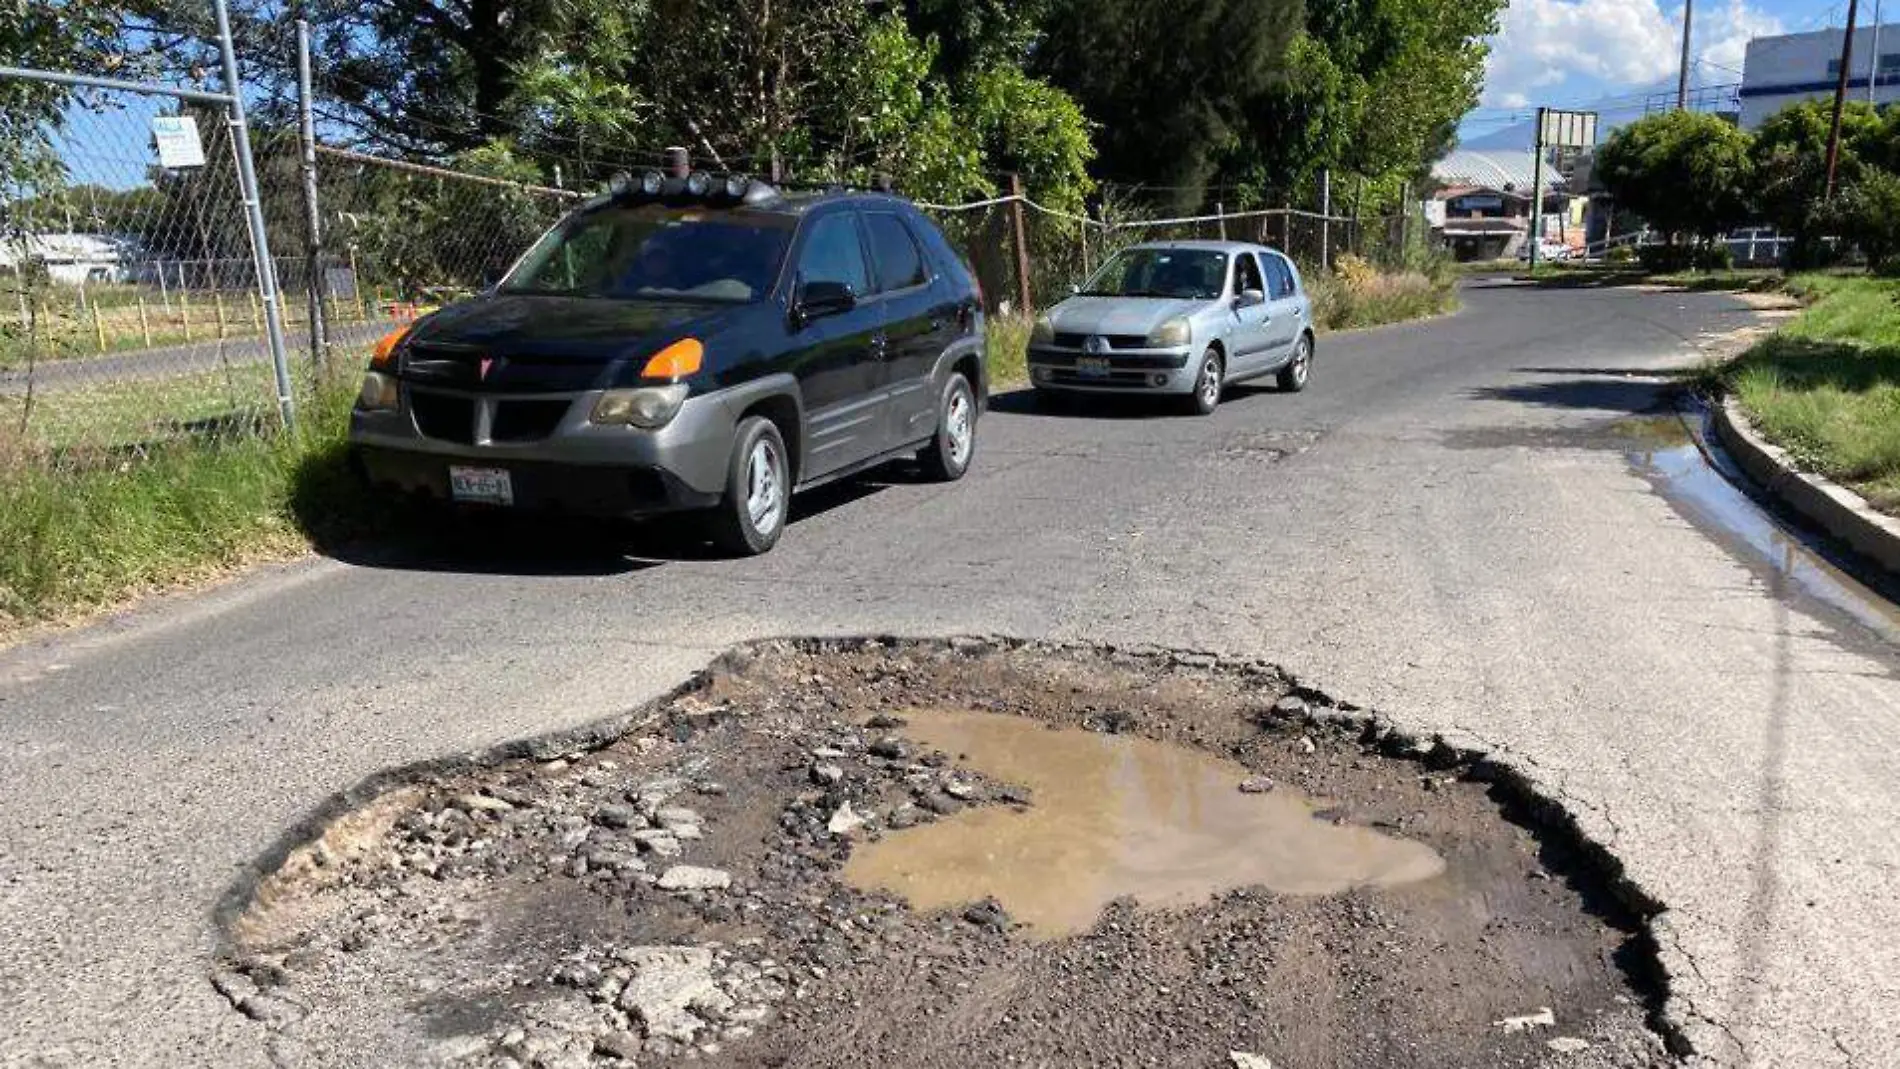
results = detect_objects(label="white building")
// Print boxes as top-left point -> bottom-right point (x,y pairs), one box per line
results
0,233 -> 138,285
1740,23 -> 1900,129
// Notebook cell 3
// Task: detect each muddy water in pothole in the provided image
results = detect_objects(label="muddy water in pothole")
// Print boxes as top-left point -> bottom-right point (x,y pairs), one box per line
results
842,709 -> 1445,937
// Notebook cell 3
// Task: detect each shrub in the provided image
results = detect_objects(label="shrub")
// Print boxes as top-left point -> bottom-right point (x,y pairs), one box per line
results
1830,169 -> 1900,275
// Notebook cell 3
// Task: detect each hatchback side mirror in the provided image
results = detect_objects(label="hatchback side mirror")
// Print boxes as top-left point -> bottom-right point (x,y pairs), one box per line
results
795,280 -> 857,324
1235,288 -> 1266,309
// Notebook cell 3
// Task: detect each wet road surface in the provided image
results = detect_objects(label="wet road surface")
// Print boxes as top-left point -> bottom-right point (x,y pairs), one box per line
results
2,280 -> 1896,1066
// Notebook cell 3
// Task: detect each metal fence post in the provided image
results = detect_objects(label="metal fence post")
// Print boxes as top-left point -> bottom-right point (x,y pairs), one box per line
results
1319,169 -> 1332,272
1007,173 -> 1033,314
215,0 -> 297,430
296,20 -> 331,386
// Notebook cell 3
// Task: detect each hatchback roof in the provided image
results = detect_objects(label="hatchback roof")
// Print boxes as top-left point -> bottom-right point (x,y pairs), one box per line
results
1126,239 -> 1269,254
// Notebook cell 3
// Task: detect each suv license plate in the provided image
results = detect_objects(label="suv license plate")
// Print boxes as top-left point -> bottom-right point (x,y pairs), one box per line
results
449,465 -> 514,506
1076,356 -> 1110,377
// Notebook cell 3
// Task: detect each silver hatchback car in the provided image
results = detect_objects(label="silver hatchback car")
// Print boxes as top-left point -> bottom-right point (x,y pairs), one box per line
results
1027,240 -> 1314,414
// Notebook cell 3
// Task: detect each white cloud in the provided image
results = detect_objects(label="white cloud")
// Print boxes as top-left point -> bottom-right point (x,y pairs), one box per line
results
1480,0 -> 1782,107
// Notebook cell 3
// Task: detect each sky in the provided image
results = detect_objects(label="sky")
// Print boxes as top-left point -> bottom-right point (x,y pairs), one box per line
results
1458,0 -> 1859,145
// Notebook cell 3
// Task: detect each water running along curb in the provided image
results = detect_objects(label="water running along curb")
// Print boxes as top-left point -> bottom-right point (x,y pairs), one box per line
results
210,635 -> 1705,1061
1711,397 -> 1900,580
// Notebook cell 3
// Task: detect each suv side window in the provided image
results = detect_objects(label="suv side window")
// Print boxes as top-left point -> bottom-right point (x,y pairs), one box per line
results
1235,252 -> 1265,295
864,212 -> 928,293
796,212 -> 870,296
1264,253 -> 1296,299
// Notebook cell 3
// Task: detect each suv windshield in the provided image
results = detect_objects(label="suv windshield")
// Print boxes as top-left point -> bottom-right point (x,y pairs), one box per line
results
502,206 -> 793,303
1079,248 -> 1228,300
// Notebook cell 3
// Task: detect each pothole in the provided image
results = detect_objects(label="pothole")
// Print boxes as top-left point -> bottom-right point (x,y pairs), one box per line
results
220,639 -> 1672,1069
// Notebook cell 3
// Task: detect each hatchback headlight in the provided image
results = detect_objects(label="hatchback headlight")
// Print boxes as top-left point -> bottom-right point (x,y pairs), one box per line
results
592,384 -> 689,428
1030,314 -> 1055,345
357,370 -> 398,411
1146,316 -> 1191,348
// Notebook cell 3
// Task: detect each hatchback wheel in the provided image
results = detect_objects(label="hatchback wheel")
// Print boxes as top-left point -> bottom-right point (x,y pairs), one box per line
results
1186,347 -> 1223,415
920,373 -> 977,481
708,416 -> 790,556
1278,333 -> 1312,392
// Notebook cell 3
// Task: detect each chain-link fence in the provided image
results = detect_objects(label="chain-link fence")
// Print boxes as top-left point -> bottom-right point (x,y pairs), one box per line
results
1,27 -> 1431,477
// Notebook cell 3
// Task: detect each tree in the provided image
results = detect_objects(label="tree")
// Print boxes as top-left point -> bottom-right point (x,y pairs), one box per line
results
1750,98 -> 1886,263
1827,169 -> 1900,275
1596,110 -> 1753,244
1035,0 -> 1300,209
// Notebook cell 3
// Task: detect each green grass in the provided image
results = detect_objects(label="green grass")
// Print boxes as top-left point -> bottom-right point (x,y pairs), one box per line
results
985,313 -> 1031,388
0,384 -> 384,631
2,363 -> 283,451
1722,274 -> 1900,512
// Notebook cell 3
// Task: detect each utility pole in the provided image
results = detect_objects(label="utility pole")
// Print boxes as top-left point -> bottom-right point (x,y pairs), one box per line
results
295,20 -> 329,384
1529,108 -> 1547,270
1676,0 -> 1694,109
1870,0 -> 1885,104
1826,0 -> 1862,201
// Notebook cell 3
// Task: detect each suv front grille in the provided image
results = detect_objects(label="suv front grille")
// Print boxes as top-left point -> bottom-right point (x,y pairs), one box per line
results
491,399 -> 571,442
410,390 -> 476,444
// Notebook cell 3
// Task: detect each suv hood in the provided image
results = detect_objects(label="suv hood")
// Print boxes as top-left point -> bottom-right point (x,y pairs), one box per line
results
1045,296 -> 1210,338
407,294 -> 719,362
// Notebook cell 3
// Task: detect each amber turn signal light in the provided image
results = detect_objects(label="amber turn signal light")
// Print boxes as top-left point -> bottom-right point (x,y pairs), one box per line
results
641,338 -> 703,379
370,325 -> 410,367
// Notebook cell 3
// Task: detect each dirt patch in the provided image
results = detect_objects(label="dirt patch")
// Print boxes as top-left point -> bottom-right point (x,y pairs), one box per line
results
220,640 -> 1671,1069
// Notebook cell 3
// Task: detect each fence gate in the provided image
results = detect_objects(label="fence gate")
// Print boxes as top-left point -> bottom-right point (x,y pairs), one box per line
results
0,3 -> 296,471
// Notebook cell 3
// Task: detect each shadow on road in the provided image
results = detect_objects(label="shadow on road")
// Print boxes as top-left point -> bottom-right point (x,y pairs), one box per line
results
989,384 -> 1289,420
1470,376 -> 1672,413
288,436 -> 904,575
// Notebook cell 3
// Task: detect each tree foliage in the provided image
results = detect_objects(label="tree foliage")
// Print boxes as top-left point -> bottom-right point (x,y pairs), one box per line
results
1595,110 -> 1754,242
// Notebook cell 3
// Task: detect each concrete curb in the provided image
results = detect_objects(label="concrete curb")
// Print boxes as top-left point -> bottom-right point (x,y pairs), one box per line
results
1711,396 -> 1900,578
211,634 -> 1698,1060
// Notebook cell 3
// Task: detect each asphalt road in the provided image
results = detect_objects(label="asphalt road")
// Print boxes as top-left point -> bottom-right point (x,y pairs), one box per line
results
0,320 -> 393,394
3,281 -> 1896,1068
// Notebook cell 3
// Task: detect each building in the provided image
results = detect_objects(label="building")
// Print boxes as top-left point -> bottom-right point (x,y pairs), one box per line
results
0,233 -> 138,286
1429,149 -> 1581,261
1740,23 -> 1900,129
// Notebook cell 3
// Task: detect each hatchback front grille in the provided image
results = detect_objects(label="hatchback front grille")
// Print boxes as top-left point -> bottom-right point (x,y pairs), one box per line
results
1051,332 -> 1150,350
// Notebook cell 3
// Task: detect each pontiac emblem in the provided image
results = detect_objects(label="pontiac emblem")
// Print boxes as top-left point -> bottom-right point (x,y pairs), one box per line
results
478,357 -> 494,381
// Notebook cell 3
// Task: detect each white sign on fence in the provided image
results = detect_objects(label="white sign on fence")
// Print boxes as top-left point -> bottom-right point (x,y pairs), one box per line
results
151,115 -> 206,169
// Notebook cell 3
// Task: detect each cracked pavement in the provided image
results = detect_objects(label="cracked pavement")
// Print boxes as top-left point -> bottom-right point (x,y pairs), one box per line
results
1,279 -> 1896,1067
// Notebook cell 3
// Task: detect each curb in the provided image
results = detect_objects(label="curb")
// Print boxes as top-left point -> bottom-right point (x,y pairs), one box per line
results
1711,396 -> 1900,578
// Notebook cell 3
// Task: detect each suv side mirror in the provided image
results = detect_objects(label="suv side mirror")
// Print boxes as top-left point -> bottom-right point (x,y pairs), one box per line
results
796,280 -> 857,323
1235,288 -> 1266,309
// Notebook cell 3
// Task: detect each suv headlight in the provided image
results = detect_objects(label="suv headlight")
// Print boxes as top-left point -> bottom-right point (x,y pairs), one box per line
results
1146,316 -> 1191,348
357,370 -> 398,411
592,384 -> 689,428
1030,314 -> 1055,345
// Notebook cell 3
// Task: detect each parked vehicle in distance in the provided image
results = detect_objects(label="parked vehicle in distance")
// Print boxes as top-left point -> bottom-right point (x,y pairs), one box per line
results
1517,239 -> 1574,263
1026,240 -> 1314,414
349,171 -> 986,555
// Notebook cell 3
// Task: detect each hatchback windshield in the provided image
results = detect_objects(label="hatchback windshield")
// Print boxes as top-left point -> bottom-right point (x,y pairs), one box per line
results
1079,247 -> 1229,300
502,206 -> 793,302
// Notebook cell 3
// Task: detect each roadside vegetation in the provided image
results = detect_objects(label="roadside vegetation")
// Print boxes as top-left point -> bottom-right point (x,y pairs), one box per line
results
1307,254 -> 1458,330
1716,275 -> 1900,512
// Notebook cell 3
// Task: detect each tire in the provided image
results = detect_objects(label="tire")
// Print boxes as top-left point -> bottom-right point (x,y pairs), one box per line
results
919,373 -> 978,481
708,416 -> 791,556
1186,346 -> 1223,415
1277,333 -> 1312,392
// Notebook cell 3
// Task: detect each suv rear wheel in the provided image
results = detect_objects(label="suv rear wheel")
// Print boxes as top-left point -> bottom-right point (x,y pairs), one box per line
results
708,416 -> 790,555
919,372 -> 977,481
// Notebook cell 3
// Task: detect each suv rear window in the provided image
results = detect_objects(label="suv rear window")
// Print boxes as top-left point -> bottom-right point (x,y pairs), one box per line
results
503,206 -> 792,303
865,212 -> 927,292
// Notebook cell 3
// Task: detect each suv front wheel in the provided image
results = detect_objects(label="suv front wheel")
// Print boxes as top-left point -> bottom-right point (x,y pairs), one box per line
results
919,372 -> 977,481
708,416 -> 791,555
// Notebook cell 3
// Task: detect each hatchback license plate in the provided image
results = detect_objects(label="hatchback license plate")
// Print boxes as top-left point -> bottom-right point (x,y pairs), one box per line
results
449,465 -> 513,506
1076,356 -> 1111,377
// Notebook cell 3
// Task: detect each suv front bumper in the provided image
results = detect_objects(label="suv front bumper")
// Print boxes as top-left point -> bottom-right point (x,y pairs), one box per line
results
349,386 -> 735,519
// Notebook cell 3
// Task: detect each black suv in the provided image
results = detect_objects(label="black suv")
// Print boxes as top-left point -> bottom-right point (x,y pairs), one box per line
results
349,174 -> 986,554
